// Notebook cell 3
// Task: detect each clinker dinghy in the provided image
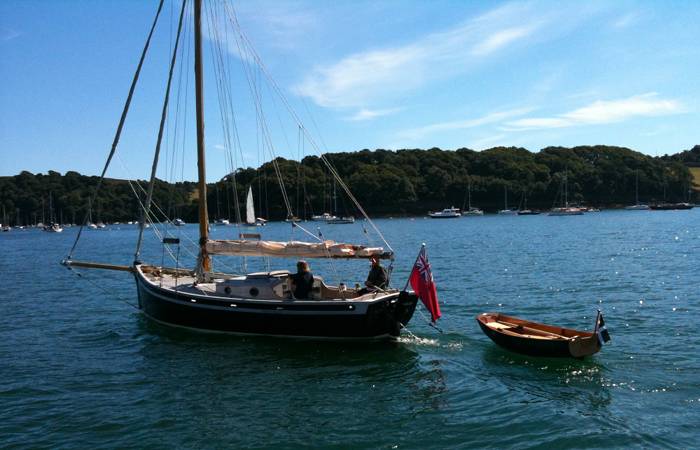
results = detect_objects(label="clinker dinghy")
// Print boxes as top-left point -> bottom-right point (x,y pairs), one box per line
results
476,311 -> 610,358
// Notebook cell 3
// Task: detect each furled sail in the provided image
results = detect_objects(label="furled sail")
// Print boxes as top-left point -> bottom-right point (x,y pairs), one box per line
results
206,239 -> 392,259
246,187 -> 255,225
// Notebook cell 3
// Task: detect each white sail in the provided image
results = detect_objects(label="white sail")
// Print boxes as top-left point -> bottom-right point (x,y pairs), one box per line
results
206,239 -> 390,259
246,187 -> 255,225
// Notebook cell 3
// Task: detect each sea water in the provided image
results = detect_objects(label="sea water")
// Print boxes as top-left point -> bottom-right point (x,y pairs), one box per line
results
1,210 -> 698,448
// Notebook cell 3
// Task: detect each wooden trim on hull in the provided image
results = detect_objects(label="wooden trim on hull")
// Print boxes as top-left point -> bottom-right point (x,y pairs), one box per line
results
135,269 -> 418,339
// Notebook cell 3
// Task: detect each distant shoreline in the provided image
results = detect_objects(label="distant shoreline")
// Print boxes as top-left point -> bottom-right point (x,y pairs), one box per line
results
0,145 -> 697,225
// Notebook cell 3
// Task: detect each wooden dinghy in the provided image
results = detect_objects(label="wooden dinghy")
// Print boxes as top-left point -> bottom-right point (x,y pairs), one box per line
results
476,311 -> 610,358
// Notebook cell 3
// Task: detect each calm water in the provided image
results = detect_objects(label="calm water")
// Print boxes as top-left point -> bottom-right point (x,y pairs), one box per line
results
1,210 -> 699,449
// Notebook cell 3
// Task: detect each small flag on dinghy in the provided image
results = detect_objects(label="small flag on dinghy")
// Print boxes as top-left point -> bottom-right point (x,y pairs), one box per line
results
409,244 -> 441,323
595,310 -> 611,345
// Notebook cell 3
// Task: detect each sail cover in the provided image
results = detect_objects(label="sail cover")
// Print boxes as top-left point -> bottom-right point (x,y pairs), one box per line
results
206,239 -> 392,259
246,187 -> 255,225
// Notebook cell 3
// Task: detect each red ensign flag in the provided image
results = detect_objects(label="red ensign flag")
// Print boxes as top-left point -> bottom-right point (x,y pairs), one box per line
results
409,245 -> 441,323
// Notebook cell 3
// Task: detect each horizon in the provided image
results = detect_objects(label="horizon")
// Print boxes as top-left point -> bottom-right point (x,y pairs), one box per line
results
1,0 -> 699,181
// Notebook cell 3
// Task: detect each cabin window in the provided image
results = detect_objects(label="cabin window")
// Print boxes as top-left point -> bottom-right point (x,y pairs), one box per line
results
249,287 -> 259,297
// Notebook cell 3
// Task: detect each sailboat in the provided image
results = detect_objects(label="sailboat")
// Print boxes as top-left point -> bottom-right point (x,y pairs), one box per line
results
326,180 -> 355,224
62,0 -> 418,339
548,170 -> 583,216
462,180 -> 483,216
43,193 -> 64,232
498,186 -> 518,215
245,186 -> 265,227
625,170 -> 649,210
517,195 -> 539,215
1,206 -> 11,232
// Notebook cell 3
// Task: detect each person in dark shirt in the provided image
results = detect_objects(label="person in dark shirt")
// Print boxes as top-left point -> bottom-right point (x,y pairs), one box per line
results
289,260 -> 314,299
358,255 -> 388,294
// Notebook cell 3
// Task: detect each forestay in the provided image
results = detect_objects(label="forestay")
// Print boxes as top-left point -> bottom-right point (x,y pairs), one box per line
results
206,239 -> 392,259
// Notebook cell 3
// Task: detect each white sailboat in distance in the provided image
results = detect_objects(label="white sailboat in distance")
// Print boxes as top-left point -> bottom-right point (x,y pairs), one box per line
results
245,186 -> 265,226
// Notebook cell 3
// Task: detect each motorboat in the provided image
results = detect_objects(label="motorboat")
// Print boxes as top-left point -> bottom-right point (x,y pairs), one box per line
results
429,207 -> 461,218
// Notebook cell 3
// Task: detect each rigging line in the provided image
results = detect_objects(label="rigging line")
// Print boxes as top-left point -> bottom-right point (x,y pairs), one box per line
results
217,1 -> 249,191
211,2 -> 247,219
134,0 -> 188,262
291,222 -> 323,242
119,167 -> 199,264
127,180 -> 179,264
165,9 -> 190,223
207,4 -> 243,224
119,174 -> 182,263
65,266 -> 139,310
296,126 -> 301,216
167,14 -> 190,183
224,6 -> 293,219
67,0 -> 165,260
319,155 -> 394,253
223,4 -> 391,251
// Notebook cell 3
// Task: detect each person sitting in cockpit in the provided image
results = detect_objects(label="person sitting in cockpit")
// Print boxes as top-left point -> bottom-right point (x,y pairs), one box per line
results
289,260 -> 314,299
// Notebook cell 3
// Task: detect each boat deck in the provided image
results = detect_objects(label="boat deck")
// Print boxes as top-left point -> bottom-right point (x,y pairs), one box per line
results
484,320 -> 577,340
141,267 -> 394,302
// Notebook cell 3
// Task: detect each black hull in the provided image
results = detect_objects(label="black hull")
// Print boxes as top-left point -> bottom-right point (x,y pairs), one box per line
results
135,271 -> 418,339
477,321 -> 573,357
650,203 -> 694,210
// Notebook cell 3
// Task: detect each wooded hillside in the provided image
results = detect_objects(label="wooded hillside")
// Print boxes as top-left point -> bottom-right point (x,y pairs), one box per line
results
0,145 -> 696,225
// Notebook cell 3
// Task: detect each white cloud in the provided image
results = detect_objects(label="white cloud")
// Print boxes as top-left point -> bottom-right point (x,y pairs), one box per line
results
398,107 -> 534,140
504,93 -> 686,131
228,2 -> 318,50
471,25 -> 538,56
294,3 -> 548,108
469,134 -> 508,150
612,12 -> 642,29
346,108 -> 402,121
203,1 -> 318,63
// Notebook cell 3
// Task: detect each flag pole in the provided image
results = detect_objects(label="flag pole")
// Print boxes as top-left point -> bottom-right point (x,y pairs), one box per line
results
593,309 -> 601,333
402,243 -> 426,292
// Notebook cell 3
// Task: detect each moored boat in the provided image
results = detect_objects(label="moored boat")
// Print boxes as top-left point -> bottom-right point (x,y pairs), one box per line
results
44,222 -> 64,233
548,206 -> 584,216
625,170 -> 649,210
428,207 -> 461,218
462,207 -> 484,216
498,187 -> 518,215
133,264 -> 417,339
548,169 -> 584,216
311,212 -> 336,221
62,0 -> 421,340
326,216 -> 355,224
650,202 -> 694,210
462,180 -> 483,216
476,311 -> 610,358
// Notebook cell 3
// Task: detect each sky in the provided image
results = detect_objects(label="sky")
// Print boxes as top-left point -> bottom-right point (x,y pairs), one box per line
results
1,0 -> 699,182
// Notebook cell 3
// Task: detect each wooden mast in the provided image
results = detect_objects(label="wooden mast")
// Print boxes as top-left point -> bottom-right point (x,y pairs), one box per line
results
194,0 -> 211,272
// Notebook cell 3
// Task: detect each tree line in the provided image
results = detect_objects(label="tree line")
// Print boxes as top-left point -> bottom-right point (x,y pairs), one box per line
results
0,145 -> 696,225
